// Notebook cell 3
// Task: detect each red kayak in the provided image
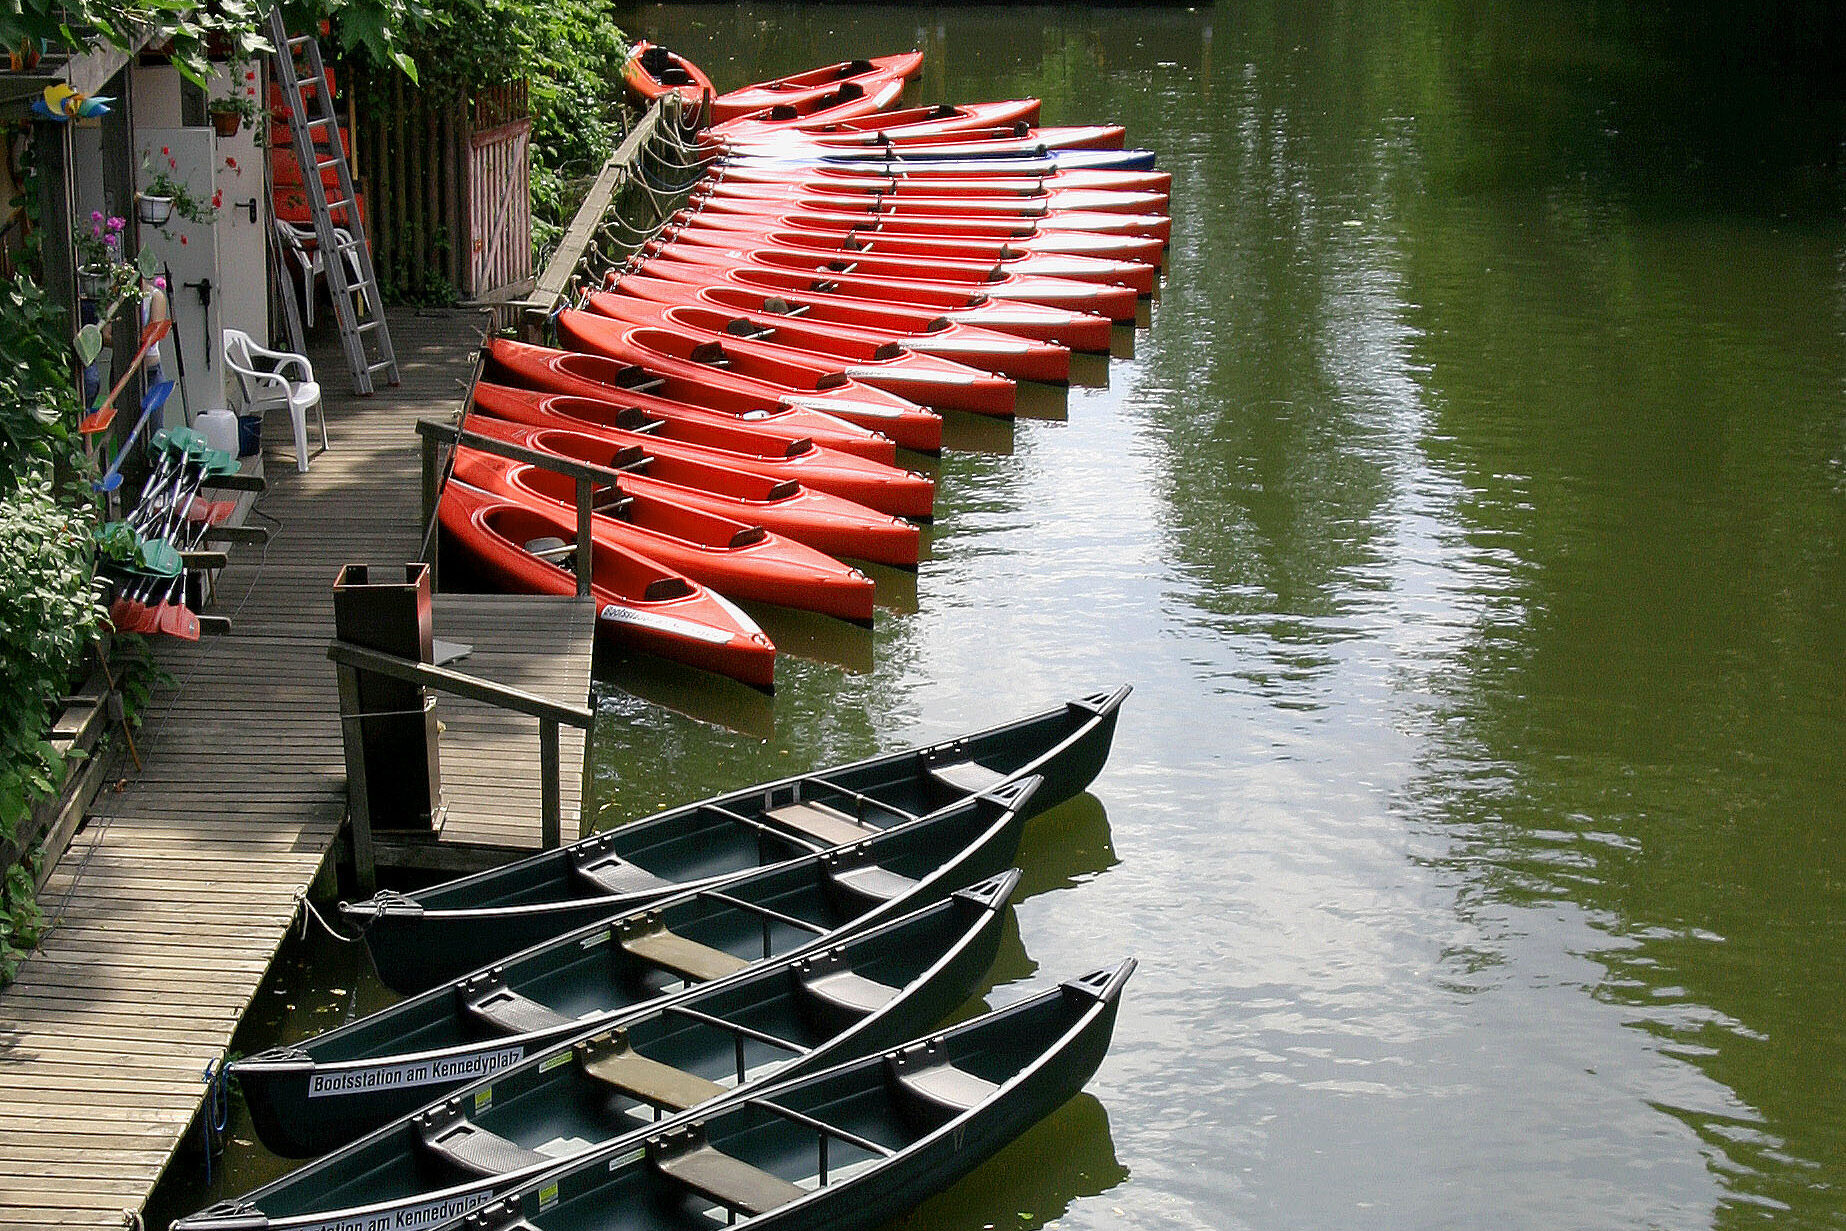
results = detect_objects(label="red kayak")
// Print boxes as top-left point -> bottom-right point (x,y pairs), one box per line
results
472,380 -> 936,519
440,479 -> 776,689
452,448 -> 876,624
669,205 -> 1164,274
462,413 -> 921,567
487,338 -> 898,463
635,252 -> 1116,352
643,238 -> 1142,323
707,51 -> 923,123
621,42 -> 715,107
697,178 -> 1170,219
585,290 -> 1017,416
767,99 -> 1042,141
715,163 -> 1174,198
610,273 -> 1073,384
710,79 -> 906,134
692,192 -> 1172,244
721,124 -> 1127,156
699,205 -> 1167,266
663,215 -> 1157,294
555,310 -> 945,452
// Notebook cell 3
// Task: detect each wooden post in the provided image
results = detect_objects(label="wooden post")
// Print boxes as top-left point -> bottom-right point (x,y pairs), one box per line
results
574,476 -> 593,598
421,430 -> 440,556
539,717 -> 561,849
335,662 -> 378,893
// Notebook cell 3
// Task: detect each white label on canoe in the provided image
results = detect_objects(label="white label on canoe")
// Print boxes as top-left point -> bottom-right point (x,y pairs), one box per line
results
306,1046 -> 525,1098
843,367 -> 979,385
599,603 -> 736,646
582,929 -> 610,949
609,1147 -> 645,1172
539,1051 -> 573,1074
288,1186 -> 496,1231
787,396 -> 905,419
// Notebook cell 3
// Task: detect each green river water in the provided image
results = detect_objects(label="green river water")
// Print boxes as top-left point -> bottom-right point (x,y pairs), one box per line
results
155,4 -> 1846,1229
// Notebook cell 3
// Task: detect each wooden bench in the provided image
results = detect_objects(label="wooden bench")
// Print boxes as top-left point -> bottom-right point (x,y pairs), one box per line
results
648,1126 -> 806,1217
576,1029 -> 726,1111
925,758 -> 1006,796
764,799 -> 876,847
617,913 -> 750,983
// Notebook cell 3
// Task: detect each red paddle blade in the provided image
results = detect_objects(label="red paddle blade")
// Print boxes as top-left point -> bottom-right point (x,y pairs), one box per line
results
157,599 -> 200,640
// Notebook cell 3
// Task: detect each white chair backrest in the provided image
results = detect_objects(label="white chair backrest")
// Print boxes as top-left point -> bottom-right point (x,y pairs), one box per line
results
222,328 -> 264,405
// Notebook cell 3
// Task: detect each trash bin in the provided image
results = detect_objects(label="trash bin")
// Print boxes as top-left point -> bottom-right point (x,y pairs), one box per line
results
332,563 -> 441,831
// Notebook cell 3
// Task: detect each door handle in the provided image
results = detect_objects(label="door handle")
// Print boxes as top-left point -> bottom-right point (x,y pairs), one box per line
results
239,198 -> 258,224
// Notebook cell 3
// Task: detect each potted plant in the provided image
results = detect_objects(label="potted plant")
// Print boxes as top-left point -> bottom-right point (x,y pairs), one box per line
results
139,151 -> 218,228
208,91 -> 261,137
73,212 -> 135,302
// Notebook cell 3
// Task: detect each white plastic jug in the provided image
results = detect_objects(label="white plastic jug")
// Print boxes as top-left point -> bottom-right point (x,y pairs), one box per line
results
195,408 -> 240,457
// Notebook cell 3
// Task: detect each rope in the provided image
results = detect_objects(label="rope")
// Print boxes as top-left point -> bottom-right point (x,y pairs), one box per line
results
199,1054 -> 230,1185
294,884 -> 365,944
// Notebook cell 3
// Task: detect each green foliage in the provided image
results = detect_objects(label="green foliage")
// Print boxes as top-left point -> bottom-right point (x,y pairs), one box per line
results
0,271 -> 86,480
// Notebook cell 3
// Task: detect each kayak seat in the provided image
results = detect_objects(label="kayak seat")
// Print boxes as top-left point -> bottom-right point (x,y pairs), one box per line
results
643,577 -> 695,601
617,913 -> 750,983
724,319 -> 779,343
763,799 -> 876,847
825,860 -> 917,904
689,341 -> 731,367
592,489 -> 635,519
571,848 -> 673,897
523,536 -> 576,565
925,758 -> 1006,796
415,1106 -> 551,1178
795,948 -> 899,1017
811,279 -> 842,293
766,479 -> 799,500
782,437 -> 814,458
729,525 -> 768,549
458,973 -> 577,1035
576,1028 -> 726,1111
888,1041 -> 998,1116
648,1125 -> 805,1217
614,367 -> 667,395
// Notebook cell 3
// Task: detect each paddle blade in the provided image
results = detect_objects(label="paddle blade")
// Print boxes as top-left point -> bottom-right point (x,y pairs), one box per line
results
158,598 -> 200,640
137,538 -> 183,576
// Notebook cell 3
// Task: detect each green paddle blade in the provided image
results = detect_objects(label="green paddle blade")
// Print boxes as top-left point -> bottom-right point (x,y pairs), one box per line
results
201,449 -> 240,476
137,538 -> 183,577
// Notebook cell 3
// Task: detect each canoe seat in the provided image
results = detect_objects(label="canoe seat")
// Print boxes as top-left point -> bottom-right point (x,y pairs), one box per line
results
888,1043 -> 998,1115
648,1125 -> 805,1217
764,799 -> 876,847
523,536 -> 575,565
617,913 -> 750,983
795,949 -> 898,1017
416,1107 -> 550,1178
615,367 -> 667,395
725,319 -> 779,343
689,341 -> 731,367
571,848 -> 674,897
576,1028 -> 726,1111
729,525 -> 768,548
459,974 -> 576,1035
825,860 -> 916,903
926,758 -> 1006,796
592,487 -> 635,519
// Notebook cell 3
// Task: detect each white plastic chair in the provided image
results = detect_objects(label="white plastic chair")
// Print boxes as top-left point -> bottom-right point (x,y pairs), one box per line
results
223,327 -> 326,472
273,218 -> 364,329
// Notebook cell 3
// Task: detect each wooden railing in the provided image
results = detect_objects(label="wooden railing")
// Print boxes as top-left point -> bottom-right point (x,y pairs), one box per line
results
327,639 -> 593,890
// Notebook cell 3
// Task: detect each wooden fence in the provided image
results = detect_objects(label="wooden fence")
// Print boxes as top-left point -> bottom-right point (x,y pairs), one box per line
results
343,71 -> 534,303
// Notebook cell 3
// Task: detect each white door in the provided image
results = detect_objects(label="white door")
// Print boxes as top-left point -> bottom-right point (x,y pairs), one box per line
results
135,128 -> 220,424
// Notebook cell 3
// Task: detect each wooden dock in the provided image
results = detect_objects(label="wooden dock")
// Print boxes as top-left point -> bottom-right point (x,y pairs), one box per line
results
0,311 -> 594,1229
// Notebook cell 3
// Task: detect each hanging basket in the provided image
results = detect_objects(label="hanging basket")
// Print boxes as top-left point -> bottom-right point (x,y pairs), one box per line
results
210,108 -> 242,138
137,194 -> 174,226
77,265 -> 112,300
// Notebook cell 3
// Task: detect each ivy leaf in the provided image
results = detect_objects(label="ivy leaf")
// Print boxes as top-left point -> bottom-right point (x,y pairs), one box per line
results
73,324 -> 103,366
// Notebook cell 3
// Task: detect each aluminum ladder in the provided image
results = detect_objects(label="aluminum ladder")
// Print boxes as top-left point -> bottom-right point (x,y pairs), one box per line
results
266,6 -> 398,393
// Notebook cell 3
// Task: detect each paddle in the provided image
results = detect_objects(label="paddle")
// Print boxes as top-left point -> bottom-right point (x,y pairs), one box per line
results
154,573 -> 199,640
78,319 -> 173,437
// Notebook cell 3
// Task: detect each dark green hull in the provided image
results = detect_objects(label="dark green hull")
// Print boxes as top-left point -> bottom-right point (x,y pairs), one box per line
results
177,872 -> 1018,1230
343,686 -> 1128,994
233,779 -> 1039,1158
470,961 -> 1133,1231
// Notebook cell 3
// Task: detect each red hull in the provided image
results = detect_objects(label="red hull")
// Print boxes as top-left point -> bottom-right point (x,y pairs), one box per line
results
584,291 -> 1017,416
439,480 -> 776,688
693,192 -> 1172,244
636,253 -> 1116,352
610,273 -> 1072,384
698,179 -> 1170,218
702,206 -> 1168,266
710,78 -> 906,133
621,42 -> 715,107
723,123 -> 1126,155
554,311 -> 944,453
472,381 -> 937,519
487,338 -> 898,464
453,450 -> 875,624
665,215 -> 1158,294
770,98 -> 1041,140
715,163 -> 1174,197
462,413 -> 920,567
707,51 -> 923,124
645,239 -> 1142,323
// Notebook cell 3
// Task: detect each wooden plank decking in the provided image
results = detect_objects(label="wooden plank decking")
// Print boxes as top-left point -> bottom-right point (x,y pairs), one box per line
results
0,311 -> 594,1228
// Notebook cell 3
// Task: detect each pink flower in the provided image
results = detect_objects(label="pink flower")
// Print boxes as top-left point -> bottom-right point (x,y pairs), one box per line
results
90,209 -> 103,224
107,215 -> 125,231
153,276 -> 167,291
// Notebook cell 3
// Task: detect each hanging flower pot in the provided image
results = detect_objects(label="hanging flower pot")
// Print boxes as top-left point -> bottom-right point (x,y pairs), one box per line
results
137,194 -> 174,226
210,107 -> 242,138
77,265 -> 112,300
